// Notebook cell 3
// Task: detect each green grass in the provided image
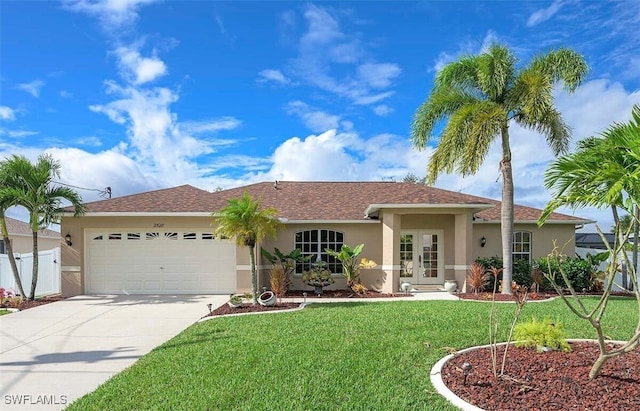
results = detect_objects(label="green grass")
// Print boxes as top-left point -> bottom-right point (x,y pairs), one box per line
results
67,298 -> 638,411
0,309 -> 10,316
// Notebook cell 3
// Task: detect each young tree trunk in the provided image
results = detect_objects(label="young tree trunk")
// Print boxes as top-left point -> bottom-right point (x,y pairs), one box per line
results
500,125 -> 514,295
632,206 -> 638,292
249,245 -> 258,305
29,231 -> 38,300
0,217 -> 26,297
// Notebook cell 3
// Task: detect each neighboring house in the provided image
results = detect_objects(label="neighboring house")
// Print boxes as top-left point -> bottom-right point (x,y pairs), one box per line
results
1,217 -> 61,254
60,181 -> 592,296
575,233 -> 616,250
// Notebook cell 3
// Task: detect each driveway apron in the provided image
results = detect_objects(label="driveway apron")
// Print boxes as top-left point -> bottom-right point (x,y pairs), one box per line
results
0,294 -> 226,411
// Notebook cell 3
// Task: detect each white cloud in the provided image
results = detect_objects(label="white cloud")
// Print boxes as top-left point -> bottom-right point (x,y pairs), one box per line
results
282,4 -> 400,107
63,0 -> 158,32
75,136 -> 103,146
373,105 -> 393,116
114,46 -> 167,85
6,130 -> 39,138
0,106 -> 16,121
257,69 -> 291,85
527,0 -> 565,27
433,30 -> 501,72
60,90 -> 73,98
47,147 -> 159,201
179,117 -> 242,135
285,100 -> 341,132
357,63 -> 401,89
16,80 -> 44,97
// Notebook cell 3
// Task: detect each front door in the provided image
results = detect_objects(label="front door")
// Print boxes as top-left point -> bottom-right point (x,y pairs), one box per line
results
400,230 -> 443,285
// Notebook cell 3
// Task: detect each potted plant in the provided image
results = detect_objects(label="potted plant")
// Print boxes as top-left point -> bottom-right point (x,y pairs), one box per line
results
302,259 -> 335,296
228,294 -> 244,308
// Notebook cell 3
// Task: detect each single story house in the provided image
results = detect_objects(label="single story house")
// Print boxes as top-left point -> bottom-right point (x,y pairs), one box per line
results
60,181 -> 592,296
1,217 -> 61,254
575,232 -> 616,250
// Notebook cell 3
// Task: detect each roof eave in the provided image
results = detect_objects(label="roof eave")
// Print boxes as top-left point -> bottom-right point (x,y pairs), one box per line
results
62,212 -> 213,217
365,203 -> 494,217
473,219 -> 596,225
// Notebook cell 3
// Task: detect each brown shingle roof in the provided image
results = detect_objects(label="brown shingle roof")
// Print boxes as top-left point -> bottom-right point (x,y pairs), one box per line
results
80,184 -> 215,213
5,217 -> 60,238
74,181 -> 589,224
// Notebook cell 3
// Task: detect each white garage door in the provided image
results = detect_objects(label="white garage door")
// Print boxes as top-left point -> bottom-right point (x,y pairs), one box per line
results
86,229 -> 236,294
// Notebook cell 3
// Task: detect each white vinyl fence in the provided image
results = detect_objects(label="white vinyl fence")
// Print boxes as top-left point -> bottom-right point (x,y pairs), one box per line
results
0,247 -> 61,296
576,247 -> 639,292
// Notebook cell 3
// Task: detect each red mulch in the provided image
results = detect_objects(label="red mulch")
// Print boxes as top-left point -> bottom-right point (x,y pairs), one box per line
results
1,295 -> 67,311
284,289 -> 413,298
207,302 -> 302,317
441,341 -> 640,411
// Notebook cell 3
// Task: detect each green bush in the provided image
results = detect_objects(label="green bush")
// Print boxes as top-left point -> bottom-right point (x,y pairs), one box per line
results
474,256 -> 533,289
534,256 -> 595,291
514,317 -> 571,352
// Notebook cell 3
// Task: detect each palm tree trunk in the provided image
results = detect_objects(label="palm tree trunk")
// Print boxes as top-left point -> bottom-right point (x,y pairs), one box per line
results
29,231 -> 38,300
632,205 -> 638,291
0,217 -> 26,297
249,245 -> 258,305
500,125 -> 514,295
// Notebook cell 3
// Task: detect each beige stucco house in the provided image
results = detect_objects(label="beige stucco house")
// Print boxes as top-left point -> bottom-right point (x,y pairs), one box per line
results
1,217 -> 61,254
60,181 -> 591,296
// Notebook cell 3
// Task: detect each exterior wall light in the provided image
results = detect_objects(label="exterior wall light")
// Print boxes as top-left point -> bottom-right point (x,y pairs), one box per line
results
480,236 -> 486,248
65,233 -> 72,246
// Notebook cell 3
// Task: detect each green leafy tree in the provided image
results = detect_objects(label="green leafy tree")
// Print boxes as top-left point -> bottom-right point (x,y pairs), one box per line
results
539,104 -> 640,378
411,43 -> 587,294
0,154 -> 85,300
213,191 -> 282,304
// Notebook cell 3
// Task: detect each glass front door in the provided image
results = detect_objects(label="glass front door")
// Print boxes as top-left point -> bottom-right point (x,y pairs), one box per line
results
400,230 -> 443,285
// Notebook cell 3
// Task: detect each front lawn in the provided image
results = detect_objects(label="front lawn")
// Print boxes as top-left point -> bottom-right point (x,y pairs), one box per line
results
0,309 -> 10,316
67,298 -> 637,411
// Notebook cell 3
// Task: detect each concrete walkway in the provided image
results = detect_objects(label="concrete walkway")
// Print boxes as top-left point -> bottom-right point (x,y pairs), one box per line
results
0,294 -> 226,411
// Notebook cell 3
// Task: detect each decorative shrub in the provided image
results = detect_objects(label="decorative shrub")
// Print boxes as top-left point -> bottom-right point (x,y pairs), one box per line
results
475,256 -> 534,289
350,283 -> 368,295
535,256 -> 595,291
514,317 -> 571,352
466,262 -> 489,293
268,266 -> 290,298
301,259 -> 335,287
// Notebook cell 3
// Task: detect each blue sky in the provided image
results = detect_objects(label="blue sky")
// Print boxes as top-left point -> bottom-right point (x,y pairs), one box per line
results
1,0 -> 639,231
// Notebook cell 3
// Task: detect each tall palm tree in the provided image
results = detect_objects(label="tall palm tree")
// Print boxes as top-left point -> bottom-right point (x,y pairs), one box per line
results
0,154 -> 85,300
411,43 -> 587,294
212,191 -> 282,304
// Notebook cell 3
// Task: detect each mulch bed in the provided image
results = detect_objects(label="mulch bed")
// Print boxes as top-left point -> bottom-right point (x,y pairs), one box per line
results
1,295 -> 67,311
207,302 -> 302,317
284,289 -> 413,298
441,341 -> 640,411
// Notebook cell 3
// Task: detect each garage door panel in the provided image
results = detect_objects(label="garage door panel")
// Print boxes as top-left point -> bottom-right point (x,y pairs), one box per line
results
86,229 -> 236,294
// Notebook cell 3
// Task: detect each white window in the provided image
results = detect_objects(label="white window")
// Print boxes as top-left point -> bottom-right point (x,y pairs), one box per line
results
513,231 -> 532,263
294,229 -> 344,274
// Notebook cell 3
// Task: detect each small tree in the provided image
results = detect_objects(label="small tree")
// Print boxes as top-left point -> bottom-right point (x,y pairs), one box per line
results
213,191 -> 281,304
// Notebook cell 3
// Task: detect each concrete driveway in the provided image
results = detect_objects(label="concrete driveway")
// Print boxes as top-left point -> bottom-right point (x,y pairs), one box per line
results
0,294 -> 227,410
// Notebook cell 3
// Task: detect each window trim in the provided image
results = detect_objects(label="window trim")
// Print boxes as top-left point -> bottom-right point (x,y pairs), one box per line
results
294,229 -> 344,274
512,230 -> 532,263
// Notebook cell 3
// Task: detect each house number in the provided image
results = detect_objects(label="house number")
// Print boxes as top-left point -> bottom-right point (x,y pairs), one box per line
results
153,223 -> 165,227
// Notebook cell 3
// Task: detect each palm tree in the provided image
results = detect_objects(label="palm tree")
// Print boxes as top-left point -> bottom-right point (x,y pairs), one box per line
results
538,104 -> 640,378
212,191 -> 282,304
411,43 -> 587,294
0,188 -> 26,298
0,154 -> 85,300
